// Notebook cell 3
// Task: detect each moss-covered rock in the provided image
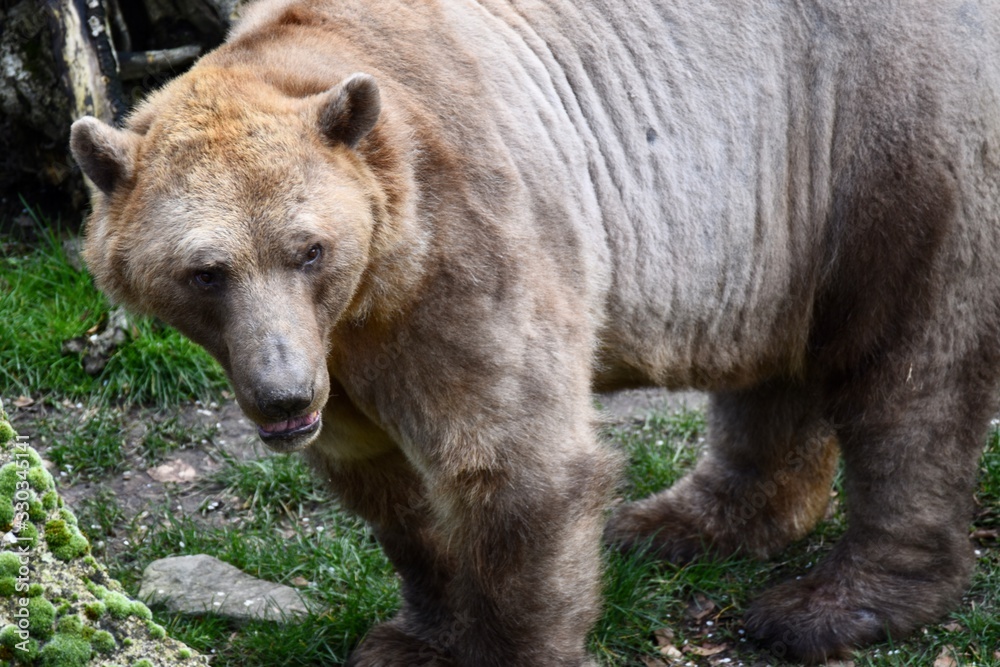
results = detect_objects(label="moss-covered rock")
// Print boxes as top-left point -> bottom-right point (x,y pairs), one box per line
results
26,597 -> 56,640
131,602 -> 153,622
145,622 -> 166,641
0,623 -> 22,647
105,591 -> 133,620
27,467 -> 54,494
0,409 -> 208,666
41,491 -> 58,511
42,518 -> 90,562
37,632 -> 91,667
0,552 -> 21,578
56,614 -> 84,636
83,601 -> 105,621
0,421 -> 15,446
17,522 -> 38,548
0,576 -> 18,596
91,629 -> 116,655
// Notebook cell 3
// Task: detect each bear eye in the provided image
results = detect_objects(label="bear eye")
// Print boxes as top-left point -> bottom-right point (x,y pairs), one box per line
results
192,270 -> 222,289
303,244 -> 322,267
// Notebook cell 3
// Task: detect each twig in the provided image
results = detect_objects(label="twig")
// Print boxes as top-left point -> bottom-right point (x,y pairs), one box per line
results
117,45 -> 202,80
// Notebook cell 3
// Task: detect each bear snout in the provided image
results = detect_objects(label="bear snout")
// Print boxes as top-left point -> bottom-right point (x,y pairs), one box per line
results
255,385 -> 315,421
249,383 -> 323,451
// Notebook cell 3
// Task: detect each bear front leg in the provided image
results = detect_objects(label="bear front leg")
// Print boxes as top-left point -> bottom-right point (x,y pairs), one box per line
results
605,382 -> 839,561
305,447 -> 458,665
370,376 -> 617,667
745,353 -> 995,661
311,420 -> 618,667
423,426 -> 619,667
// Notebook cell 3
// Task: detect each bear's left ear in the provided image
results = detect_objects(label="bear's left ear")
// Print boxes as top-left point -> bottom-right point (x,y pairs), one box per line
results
315,73 -> 381,148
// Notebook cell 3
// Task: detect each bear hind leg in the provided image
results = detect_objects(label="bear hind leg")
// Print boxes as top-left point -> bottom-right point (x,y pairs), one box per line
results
745,347 -> 998,661
604,382 -> 839,561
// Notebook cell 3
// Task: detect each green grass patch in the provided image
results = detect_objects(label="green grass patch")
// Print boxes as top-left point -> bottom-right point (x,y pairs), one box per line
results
75,489 -> 126,543
141,415 -> 218,465
25,407 -> 219,482
107,455 -> 399,667
208,453 -> 330,527
32,409 -> 128,478
0,216 -> 227,405
609,407 -> 705,501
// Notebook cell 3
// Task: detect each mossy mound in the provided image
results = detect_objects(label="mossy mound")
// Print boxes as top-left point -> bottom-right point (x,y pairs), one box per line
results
0,406 -> 208,666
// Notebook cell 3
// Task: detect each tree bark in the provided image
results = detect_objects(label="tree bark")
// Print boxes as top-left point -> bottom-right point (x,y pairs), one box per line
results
0,0 -> 243,229
46,0 -> 128,124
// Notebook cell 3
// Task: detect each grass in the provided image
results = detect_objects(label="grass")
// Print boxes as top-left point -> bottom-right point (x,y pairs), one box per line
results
90,457 -> 400,666
587,415 -> 1000,667
4,222 -> 999,666
74,409 -> 999,667
0,214 -> 227,406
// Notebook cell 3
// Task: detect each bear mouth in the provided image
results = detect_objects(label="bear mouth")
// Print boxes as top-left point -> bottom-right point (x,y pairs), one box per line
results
257,410 -> 322,444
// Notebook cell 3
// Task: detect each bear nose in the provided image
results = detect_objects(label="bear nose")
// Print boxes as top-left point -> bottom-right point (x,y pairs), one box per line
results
257,388 -> 313,420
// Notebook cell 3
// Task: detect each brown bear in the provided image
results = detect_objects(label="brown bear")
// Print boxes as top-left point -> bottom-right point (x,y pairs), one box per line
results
70,0 -> 1000,663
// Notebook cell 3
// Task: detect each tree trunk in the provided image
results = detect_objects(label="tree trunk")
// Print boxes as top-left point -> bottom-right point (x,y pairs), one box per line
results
0,0 -> 243,230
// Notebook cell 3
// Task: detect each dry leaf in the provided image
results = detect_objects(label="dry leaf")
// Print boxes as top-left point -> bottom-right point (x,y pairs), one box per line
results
658,645 -> 682,660
290,576 -> 311,587
685,594 -> 715,621
12,396 -> 34,408
653,627 -> 675,646
146,459 -> 198,483
971,528 -> 998,540
941,621 -> 964,633
933,646 -> 958,667
640,657 -> 668,667
684,642 -> 728,657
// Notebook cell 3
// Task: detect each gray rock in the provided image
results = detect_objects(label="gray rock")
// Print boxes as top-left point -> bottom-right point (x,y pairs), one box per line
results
597,389 -> 707,424
139,554 -> 311,622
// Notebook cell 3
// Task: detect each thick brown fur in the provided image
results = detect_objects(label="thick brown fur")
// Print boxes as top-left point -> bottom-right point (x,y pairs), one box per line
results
71,0 -> 1000,663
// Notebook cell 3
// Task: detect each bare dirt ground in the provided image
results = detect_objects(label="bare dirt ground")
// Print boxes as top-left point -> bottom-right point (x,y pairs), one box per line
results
7,398 -> 264,559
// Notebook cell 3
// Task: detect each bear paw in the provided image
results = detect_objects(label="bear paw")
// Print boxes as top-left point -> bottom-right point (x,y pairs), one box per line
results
744,578 -> 884,663
346,622 -> 453,667
603,494 -> 712,563
743,548 -> 970,664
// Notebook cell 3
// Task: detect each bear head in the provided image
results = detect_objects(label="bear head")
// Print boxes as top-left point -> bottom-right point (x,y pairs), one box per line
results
69,69 -> 385,452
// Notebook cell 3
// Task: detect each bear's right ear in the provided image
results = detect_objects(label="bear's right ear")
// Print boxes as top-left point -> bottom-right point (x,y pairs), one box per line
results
315,73 -> 381,148
70,117 -> 139,196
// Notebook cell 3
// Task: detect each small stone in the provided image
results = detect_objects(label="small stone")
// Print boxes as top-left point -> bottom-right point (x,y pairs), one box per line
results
139,554 -> 312,622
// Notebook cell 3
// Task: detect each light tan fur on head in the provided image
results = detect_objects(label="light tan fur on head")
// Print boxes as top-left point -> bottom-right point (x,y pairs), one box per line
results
71,65 -> 404,449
